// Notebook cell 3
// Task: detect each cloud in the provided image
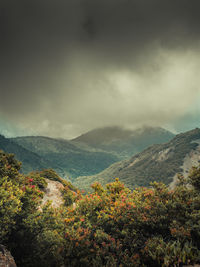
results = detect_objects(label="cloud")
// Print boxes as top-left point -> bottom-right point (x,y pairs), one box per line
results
0,0 -> 200,138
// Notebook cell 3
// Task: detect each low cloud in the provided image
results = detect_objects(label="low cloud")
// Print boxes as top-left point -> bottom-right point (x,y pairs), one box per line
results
0,0 -> 200,138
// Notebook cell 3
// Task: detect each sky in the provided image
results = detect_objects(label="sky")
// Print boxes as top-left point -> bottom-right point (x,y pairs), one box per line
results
1,0 -> 200,139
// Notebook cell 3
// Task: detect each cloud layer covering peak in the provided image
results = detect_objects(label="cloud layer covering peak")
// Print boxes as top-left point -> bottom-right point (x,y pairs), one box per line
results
1,0 -> 200,138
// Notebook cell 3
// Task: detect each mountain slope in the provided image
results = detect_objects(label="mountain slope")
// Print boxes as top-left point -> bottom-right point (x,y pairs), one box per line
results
10,126 -> 174,179
72,126 -> 175,158
74,128 -> 200,191
11,136 -> 119,179
0,135 -> 51,173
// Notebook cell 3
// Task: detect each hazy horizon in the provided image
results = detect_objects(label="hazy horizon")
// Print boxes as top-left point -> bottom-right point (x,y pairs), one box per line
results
1,123 -> 199,141
1,0 -> 200,138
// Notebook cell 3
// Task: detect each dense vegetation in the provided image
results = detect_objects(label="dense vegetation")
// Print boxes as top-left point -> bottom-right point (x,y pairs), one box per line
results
75,128 -> 200,191
1,149 -> 200,266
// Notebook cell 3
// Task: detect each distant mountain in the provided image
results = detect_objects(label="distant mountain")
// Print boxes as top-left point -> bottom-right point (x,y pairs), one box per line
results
11,136 -> 119,179
0,135 -> 50,173
9,126 -> 174,179
72,126 -> 175,159
74,128 -> 200,191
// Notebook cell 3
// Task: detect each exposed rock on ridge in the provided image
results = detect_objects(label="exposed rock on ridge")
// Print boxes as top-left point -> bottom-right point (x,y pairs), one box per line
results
0,245 -> 17,267
41,178 -> 64,208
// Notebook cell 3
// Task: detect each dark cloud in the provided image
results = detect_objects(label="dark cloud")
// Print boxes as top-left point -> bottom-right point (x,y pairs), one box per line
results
0,0 -> 200,137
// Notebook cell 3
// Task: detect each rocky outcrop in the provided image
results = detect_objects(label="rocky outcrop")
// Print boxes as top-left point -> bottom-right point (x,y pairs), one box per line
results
170,141 -> 200,188
41,178 -> 64,208
0,245 -> 17,267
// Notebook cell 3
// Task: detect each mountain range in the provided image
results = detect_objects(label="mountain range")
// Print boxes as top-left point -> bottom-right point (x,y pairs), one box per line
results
0,126 -> 174,180
10,135 -> 118,179
74,128 -> 200,191
1,125 -> 200,192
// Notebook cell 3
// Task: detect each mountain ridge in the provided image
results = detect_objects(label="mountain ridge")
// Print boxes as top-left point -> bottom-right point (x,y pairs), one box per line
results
11,135 -> 119,179
0,125 -> 175,181
0,134 -> 51,173
71,126 -> 175,159
74,128 -> 200,191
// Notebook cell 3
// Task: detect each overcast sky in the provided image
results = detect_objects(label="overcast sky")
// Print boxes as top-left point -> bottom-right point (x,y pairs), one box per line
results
1,0 -> 200,138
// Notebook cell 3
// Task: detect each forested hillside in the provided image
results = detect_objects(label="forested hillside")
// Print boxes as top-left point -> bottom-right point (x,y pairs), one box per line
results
10,126 -> 174,180
11,136 -> 119,179
0,134 -> 51,173
75,128 -> 200,191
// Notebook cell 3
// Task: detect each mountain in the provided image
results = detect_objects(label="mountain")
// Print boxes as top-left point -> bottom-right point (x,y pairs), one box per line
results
11,136 -> 119,179
72,126 -> 175,159
10,126 -> 174,179
74,128 -> 200,191
0,134 -> 51,173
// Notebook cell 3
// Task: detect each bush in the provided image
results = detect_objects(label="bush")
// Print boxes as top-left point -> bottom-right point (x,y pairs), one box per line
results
1,150 -> 200,266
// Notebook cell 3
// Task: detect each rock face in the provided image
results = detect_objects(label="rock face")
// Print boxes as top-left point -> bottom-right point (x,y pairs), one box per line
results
170,140 -> 200,188
41,178 -> 64,208
0,245 -> 17,267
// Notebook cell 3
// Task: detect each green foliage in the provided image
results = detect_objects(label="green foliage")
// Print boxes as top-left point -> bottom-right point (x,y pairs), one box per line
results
188,166 -> 200,191
26,171 -> 48,190
0,178 -> 24,241
63,170 -> 200,266
11,204 -> 66,267
1,149 -> 200,266
143,238 -> 200,266
0,150 -> 21,180
40,168 -> 76,190
39,168 -> 63,181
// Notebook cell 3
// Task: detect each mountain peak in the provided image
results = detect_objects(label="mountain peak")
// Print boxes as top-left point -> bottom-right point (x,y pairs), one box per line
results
72,125 -> 174,144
